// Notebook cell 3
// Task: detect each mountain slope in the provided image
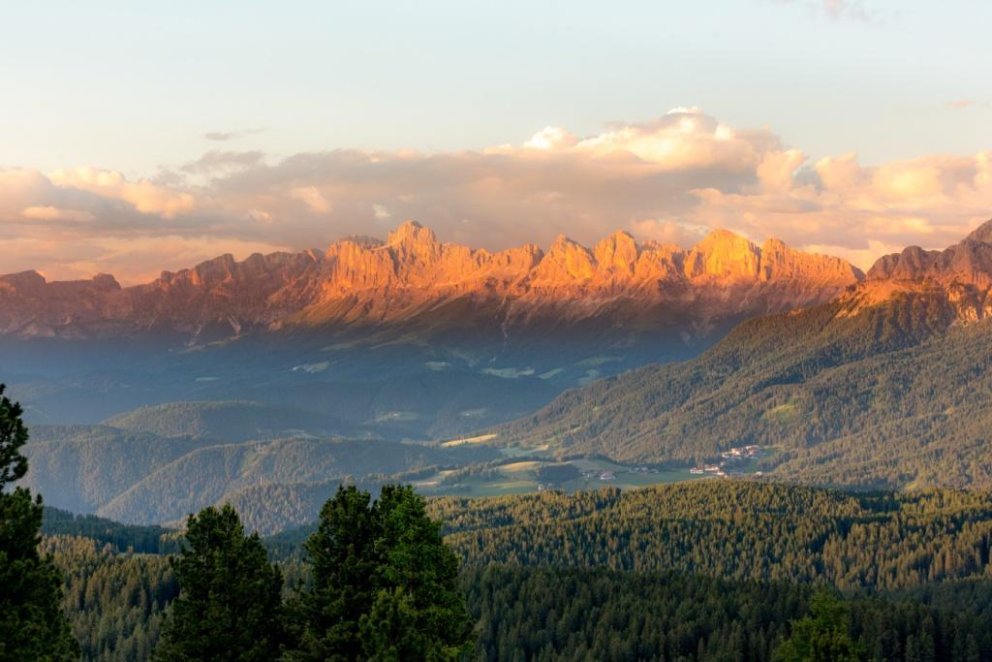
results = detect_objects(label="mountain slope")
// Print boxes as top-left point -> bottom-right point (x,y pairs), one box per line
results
22,418 -> 499,532
93,437 -> 472,526
497,220 -> 992,489
103,400 -> 352,441
22,425 -> 206,513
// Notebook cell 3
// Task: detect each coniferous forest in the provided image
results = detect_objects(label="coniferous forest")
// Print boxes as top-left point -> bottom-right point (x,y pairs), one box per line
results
29,481 -> 992,661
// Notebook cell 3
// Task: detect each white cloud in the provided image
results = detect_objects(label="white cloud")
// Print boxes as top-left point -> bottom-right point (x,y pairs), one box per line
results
524,126 -> 578,151
372,204 -> 392,221
290,186 -> 333,214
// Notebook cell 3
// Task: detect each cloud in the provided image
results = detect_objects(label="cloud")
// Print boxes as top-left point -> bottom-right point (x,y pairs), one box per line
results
21,206 -> 96,223
290,186 -> 333,214
628,219 -> 711,247
1,109 -> 991,283
372,204 -> 392,221
946,99 -> 977,110
565,108 -> 778,173
203,128 -> 264,142
48,167 -> 195,218
181,150 -> 265,175
822,0 -> 867,20
524,126 -> 578,151
775,0 -> 883,24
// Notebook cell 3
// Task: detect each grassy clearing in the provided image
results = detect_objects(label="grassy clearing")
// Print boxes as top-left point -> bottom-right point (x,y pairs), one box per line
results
440,433 -> 498,448
763,402 -> 799,423
416,452 -> 709,498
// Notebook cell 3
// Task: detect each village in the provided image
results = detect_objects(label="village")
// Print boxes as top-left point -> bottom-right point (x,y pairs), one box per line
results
579,464 -> 659,482
572,446 -> 766,484
690,445 -> 765,477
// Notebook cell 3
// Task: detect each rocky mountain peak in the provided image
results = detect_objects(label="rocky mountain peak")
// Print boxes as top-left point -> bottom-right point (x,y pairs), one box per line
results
866,219 -> 992,288
0,270 -> 47,291
388,220 -> 438,249
385,220 -> 443,274
845,220 -> 992,323
594,231 -> 640,275
965,218 -> 992,245
91,274 -> 122,291
684,229 -> 761,280
759,238 -> 864,284
533,234 -> 596,281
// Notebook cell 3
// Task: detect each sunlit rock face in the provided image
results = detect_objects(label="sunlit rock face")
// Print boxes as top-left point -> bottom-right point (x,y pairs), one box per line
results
0,220 -> 864,342
844,219 -> 992,322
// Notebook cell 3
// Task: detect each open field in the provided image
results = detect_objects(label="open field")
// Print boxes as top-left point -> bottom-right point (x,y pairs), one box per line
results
412,451 -> 711,497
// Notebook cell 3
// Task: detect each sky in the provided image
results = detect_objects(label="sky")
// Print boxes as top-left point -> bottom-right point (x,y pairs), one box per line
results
1,0 -> 991,283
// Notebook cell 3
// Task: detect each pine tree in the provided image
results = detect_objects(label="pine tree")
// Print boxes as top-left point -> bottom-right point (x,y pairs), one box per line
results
291,484 -> 473,661
290,484 -> 379,661
363,485 -> 472,660
155,504 -> 285,661
0,384 -> 78,661
774,588 -> 861,662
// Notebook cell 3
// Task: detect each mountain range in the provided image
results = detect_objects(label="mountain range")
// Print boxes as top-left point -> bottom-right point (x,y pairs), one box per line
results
0,222 -> 860,436
0,220 -> 860,342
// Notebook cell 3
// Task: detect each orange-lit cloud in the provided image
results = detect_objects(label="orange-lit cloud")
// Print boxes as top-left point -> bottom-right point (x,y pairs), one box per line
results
49,167 -> 195,218
945,100 -> 976,110
21,206 -> 96,223
1,109 -> 990,284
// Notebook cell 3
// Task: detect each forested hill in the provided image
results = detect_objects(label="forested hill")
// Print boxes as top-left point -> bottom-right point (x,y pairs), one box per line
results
497,289 -> 992,490
257,481 -> 992,592
436,481 -> 992,590
44,481 -> 992,660
42,507 -> 178,554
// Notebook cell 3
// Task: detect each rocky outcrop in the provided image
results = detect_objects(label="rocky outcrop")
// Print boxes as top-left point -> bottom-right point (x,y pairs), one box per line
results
837,219 -> 992,322
0,220 -> 865,341
867,219 -> 992,289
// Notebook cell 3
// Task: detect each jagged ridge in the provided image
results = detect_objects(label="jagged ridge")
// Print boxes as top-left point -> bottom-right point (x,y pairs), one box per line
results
840,218 -> 992,322
0,220 -> 863,340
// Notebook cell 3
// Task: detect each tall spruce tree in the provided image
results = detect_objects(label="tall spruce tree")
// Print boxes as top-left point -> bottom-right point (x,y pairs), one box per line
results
291,485 -> 379,660
0,384 -> 78,661
774,589 -> 862,662
361,485 -> 472,660
290,484 -> 472,661
155,504 -> 286,661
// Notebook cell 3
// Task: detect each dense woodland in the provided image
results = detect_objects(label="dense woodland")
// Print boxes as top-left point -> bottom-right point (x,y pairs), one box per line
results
33,480 -> 992,660
465,567 -> 990,661
45,536 -> 176,661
